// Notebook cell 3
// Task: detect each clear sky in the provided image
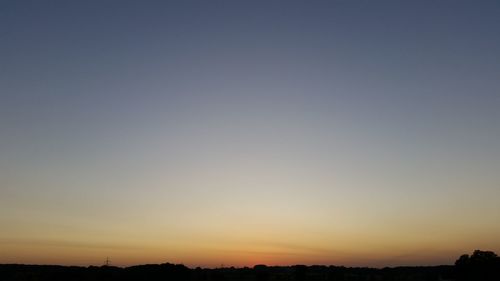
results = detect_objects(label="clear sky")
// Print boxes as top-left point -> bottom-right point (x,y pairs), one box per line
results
1,0 -> 499,268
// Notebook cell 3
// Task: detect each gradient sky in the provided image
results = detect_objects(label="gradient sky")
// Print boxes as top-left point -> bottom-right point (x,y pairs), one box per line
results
1,0 -> 500,268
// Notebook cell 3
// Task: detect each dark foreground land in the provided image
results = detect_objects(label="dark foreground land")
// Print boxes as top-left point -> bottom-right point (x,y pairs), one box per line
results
1,250 -> 498,281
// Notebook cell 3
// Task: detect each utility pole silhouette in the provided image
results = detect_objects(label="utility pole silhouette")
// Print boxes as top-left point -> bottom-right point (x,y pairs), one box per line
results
104,257 -> 111,267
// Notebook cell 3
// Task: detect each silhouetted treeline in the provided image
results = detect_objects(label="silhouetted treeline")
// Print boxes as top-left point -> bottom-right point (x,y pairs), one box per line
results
1,250 -> 498,281
454,250 -> 500,281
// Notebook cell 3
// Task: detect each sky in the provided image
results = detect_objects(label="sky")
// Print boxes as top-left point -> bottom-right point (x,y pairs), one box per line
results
1,0 -> 500,268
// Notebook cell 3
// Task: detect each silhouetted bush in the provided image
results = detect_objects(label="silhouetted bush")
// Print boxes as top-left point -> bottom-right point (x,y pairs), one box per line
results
454,250 -> 500,281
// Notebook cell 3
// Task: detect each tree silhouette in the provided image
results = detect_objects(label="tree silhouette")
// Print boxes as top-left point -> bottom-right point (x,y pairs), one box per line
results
455,250 -> 500,281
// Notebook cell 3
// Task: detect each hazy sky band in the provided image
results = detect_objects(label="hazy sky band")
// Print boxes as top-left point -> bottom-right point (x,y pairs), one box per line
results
1,0 -> 499,267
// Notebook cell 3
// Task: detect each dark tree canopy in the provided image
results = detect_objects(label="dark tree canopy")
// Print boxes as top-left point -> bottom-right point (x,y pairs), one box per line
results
454,250 -> 500,281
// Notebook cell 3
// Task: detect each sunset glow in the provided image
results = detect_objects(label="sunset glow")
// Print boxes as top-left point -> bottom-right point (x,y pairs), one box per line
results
1,0 -> 499,268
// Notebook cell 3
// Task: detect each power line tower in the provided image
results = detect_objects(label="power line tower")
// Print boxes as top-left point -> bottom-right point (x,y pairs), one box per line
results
104,257 -> 111,267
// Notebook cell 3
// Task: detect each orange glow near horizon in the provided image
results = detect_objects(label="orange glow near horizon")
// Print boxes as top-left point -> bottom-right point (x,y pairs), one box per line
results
2,214 -> 499,267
